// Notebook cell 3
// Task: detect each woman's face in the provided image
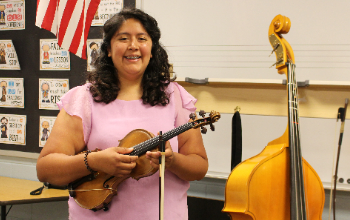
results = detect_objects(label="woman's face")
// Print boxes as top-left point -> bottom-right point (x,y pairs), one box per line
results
108,18 -> 153,81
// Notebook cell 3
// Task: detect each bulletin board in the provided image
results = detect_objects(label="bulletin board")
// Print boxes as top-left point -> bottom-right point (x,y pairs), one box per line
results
0,0 -> 135,153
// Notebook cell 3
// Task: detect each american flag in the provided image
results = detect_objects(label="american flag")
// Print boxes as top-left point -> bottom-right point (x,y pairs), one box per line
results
35,0 -> 101,59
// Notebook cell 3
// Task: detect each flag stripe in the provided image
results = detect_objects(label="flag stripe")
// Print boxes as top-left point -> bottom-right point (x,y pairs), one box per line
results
81,0 -> 100,59
58,0 -> 78,46
74,1 -> 87,58
69,4 -> 85,55
35,0 -> 48,26
36,0 -> 101,59
75,0 -> 91,58
60,0 -> 84,51
57,0 -> 68,32
36,0 -> 54,29
40,0 -> 58,32
50,5 -> 58,34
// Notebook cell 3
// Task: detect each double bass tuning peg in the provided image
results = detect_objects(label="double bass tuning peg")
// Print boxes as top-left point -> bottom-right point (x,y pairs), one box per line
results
269,43 -> 280,57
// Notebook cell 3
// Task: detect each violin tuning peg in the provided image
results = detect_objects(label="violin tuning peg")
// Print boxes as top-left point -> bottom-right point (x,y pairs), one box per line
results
189,113 -> 196,120
201,126 -> 207,134
210,123 -> 215,131
199,110 -> 206,117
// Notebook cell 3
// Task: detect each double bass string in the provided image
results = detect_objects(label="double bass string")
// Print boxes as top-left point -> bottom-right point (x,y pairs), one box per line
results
288,62 -> 307,220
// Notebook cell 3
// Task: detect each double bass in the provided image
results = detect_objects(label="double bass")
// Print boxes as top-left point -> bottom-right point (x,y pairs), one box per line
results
222,15 -> 325,219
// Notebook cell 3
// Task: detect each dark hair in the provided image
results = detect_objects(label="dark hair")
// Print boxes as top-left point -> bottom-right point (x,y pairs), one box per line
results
89,42 -> 97,48
1,117 -> 8,123
87,8 -> 172,105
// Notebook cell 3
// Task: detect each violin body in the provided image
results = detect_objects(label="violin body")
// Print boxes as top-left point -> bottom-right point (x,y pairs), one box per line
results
73,129 -> 158,210
222,134 -> 324,219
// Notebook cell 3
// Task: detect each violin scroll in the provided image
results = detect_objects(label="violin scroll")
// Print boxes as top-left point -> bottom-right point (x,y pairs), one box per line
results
190,110 -> 221,133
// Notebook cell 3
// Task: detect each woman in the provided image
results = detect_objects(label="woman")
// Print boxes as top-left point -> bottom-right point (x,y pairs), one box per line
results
36,8 -> 208,220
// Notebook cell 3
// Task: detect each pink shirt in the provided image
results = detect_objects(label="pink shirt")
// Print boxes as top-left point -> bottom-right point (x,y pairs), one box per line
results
57,82 -> 197,220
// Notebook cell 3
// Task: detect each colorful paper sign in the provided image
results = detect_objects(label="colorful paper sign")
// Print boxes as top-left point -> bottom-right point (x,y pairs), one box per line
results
86,39 -> 102,72
0,40 -> 20,70
39,116 -> 56,147
40,39 -> 70,70
0,78 -> 24,108
39,78 -> 69,110
92,0 -> 123,26
0,114 -> 26,145
0,0 -> 25,30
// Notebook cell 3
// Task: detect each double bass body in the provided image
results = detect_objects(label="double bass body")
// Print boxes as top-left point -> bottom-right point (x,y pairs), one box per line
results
222,15 -> 325,219
223,133 -> 324,219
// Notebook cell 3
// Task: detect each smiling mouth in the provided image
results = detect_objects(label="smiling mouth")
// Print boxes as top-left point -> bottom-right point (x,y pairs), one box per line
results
125,56 -> 141,60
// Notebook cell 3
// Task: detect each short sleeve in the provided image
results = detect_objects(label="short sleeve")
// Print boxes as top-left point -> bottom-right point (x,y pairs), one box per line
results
57,84 -> 92,144
172,82 -> 197,127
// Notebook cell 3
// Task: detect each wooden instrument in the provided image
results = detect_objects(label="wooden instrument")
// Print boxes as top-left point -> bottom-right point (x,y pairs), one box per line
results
69,110 -> 220,211
222,15 -> 325,219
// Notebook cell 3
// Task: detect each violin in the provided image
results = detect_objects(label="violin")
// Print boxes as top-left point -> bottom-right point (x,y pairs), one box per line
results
222,15 -> 325,219
69,110 -> 220,211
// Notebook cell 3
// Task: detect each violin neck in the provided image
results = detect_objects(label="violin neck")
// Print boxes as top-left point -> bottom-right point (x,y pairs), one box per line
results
129,122 -> 194,156
287,63 -> 307,220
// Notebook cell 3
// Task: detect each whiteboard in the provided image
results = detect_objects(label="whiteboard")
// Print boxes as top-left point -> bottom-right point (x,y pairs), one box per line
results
141,0 -> 350,82
203,113 -> 350,189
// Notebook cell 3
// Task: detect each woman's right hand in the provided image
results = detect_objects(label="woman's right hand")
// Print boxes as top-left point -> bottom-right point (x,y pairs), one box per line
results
88,147 -> 138,177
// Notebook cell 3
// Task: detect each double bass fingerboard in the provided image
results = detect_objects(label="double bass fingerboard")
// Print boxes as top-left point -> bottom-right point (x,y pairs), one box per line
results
287,62 -> 307,220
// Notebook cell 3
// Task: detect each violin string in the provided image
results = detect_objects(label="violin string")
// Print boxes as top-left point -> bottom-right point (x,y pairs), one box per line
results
69,188 -> 115,192
131,123 -> 193,156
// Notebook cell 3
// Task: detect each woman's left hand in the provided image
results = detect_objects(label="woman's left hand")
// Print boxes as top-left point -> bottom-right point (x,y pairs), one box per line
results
145,140 -> 174,170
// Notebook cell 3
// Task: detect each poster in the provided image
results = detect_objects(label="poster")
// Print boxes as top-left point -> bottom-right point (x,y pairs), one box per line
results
91,0 -> 123,26
0,114 -> 26,145
0,78 -> 24,108
40,39 -> 70,70
39,78 -> 69,110
39,116 -> 56,147
0,40 -> 20,70
0,0 -> 25,30
86,39 -> 102,71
